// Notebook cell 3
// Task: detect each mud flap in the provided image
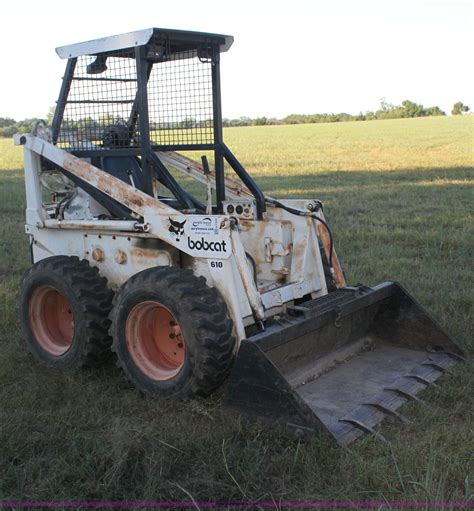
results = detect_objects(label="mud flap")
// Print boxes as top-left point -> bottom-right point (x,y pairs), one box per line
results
223,282 -> 464,445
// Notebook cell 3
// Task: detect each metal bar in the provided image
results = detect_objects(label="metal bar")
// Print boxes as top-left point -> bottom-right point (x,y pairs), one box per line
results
220,143 -> 266,219
58,166 -> 135,220
65,100 -> 135,104
52,58 -> 77,144
335,282 -> 395,319
156,151 -> 253,200
128,61 -> 153,143
214,150 -> 225,213
72,76 -> 138,82
22,135 -> 176,218
146,150 -> 196,210
229,225 -> 265,321
152,143 -> 216,152
70,148 -> 142,158
43,219 -> 141,231
55,28 -> 155,59
135,46 -> 153,195
23,144 -> 45,227
211,46 -> 226,213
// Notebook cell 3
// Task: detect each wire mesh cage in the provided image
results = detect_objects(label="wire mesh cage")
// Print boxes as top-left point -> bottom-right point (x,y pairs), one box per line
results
57,45 -> 215,151
58,49 -> 139,150
148,49 -> 214,147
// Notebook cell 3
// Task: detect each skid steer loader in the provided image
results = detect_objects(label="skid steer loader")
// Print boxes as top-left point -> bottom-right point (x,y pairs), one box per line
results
16,28 -> 464,445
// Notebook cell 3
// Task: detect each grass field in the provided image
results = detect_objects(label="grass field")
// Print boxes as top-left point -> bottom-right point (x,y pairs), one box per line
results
0,116 -> 473,509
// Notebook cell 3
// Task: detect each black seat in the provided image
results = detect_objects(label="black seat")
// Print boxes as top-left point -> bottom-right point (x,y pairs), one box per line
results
100,156 -> 183,209
100,156 -> 145,190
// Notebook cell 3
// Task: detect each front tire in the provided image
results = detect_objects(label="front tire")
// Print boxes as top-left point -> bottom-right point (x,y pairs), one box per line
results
110,267 -> 235,398
19,256 -> 113,368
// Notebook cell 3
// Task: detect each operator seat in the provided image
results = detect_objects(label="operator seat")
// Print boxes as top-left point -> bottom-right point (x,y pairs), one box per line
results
100,155 -> 145,190
98,124 -> 184,210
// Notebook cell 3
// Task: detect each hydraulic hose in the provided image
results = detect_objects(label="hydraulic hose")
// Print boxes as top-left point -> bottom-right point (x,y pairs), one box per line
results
266,198 -> 334,269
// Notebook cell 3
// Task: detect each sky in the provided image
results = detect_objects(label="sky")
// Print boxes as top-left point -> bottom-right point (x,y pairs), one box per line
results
1,0 -> 472,120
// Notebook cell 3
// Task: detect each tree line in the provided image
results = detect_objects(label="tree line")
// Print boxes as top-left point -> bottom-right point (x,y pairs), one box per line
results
0,100 -> 470,137
223,100 -> 470,127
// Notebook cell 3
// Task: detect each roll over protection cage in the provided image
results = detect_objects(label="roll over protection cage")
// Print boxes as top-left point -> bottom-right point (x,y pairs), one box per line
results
51,28 -> 266,218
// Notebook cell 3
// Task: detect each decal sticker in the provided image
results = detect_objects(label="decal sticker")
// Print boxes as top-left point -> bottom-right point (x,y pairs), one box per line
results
190,217 -> 219,236
168,217 -> 186,242
187,237 -> 227,252
166,215 -> 231,259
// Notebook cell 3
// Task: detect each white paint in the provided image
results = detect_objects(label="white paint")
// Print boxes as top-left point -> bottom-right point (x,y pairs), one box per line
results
21,135 -> 332,340
55,29 -> 155,59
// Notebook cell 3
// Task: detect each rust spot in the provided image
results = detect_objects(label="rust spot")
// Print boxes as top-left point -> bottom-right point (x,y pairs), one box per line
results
114,250 -> 127,265
239,219 -> 253,231
131,248 -> 172,266
131,247 -> 157,260
272,268 -> 289,275
91,248 -> 105,262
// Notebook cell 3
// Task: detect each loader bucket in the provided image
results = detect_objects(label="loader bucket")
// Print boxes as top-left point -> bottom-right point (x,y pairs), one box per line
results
223,282 -> 464,445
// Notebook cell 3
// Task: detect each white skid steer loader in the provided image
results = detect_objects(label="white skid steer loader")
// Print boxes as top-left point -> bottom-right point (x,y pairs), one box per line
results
16,28 -> 464,445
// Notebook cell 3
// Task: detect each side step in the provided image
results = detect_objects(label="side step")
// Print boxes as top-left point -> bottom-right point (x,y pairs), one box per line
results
223,282 -> 464,445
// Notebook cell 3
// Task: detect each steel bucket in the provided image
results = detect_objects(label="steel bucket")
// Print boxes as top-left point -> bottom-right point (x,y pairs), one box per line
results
223,282 -> 464,444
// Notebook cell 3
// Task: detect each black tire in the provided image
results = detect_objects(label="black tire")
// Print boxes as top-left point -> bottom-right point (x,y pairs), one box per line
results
19,256 -> 113,368
110,266 -> 236,398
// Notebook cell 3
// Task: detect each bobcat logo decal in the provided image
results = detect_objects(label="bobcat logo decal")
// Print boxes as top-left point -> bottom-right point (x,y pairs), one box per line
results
168,218 -> 186,242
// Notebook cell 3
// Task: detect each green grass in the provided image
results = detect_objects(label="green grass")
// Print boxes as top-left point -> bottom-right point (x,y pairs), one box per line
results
0,116 -> 473,508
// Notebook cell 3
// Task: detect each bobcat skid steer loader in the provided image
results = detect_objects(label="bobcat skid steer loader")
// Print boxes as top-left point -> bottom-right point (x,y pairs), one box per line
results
16,28 -> 464,445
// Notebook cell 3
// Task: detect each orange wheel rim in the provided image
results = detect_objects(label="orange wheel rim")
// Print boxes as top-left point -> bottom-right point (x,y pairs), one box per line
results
125,301 -> 186,381
29,286 -> 75,356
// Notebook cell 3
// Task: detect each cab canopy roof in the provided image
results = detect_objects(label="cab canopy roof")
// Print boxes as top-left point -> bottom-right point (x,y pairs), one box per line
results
55,28 -> 234,59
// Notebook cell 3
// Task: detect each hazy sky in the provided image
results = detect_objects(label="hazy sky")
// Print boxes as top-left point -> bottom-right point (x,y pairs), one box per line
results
1,0 -> 472,120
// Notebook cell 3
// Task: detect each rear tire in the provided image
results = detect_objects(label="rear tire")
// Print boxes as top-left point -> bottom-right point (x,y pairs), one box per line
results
19,256 -> 113,368
110,266 -> 235,398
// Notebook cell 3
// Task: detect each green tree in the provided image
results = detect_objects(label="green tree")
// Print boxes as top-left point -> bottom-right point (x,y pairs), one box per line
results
400,100 -> 426,118
451,102 -> 470,115
0,117 -> 16,128
425,106 -> 446,116
253,117 -> 268,126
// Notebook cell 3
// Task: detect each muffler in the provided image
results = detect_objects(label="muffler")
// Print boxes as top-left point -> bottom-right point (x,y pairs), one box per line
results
223,282 -> 464,445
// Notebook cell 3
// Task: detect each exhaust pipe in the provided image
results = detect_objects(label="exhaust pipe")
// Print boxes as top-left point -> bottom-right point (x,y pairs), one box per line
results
223,282 -> 464,444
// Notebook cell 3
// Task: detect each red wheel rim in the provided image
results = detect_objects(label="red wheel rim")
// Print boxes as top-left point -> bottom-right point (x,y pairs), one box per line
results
29,286 -> 75,356
125,301 -> 186,381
